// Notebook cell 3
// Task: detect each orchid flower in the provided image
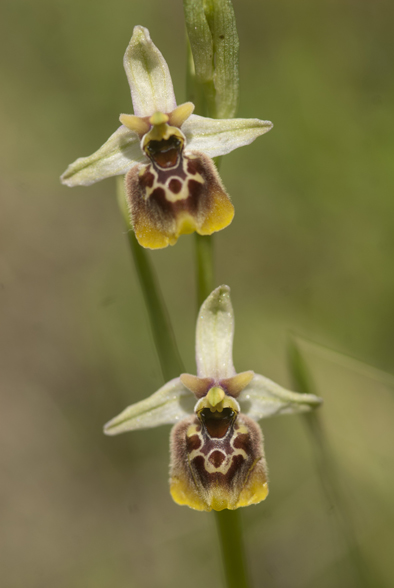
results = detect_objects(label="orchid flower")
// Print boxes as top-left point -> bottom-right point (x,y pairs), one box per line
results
104,286 -> 322,512
61,26 -> 273,249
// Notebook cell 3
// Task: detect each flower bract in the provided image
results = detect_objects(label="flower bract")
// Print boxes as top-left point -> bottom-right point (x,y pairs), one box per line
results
104,285 -> 322,511
61,26 -> 273,249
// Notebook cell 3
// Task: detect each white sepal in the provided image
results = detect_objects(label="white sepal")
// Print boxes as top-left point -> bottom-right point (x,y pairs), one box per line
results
183,115 -> 273,158
61,125 -> 145,187
238,373 -> 323,421
103,378 -> 194,435
124,26 -> 177,117
196,285 -> 236,380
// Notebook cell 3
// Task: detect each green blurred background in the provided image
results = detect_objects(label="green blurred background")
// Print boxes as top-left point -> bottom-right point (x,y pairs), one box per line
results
1,0 -> 394,586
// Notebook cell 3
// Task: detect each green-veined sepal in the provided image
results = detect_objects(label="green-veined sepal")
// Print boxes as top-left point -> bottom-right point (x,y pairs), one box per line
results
195,285 -> 236,380
183,115 -> 273,159
124,26 -> 177,117
60,125 -> 145,187
238,373 -> 323,421
104,378 -> 194,435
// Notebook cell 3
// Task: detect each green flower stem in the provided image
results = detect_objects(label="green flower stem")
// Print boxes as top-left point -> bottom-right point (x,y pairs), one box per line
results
194,222 -> 252,588
288,339 -> 371,588
186,35 -> 216,119
116,176 -> 184,381
195,233 -> 214,308
117,176 -> 251,588
185,3 -> 250,586
214,510 -> 251,588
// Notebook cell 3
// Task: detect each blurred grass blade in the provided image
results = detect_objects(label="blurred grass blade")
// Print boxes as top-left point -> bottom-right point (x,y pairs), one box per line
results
291,333 -> 394,388
288,337 -> 372,588
116,176 -> 184,382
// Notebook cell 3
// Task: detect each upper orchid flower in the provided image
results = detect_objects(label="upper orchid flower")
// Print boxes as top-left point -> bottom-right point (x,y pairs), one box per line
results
104,285 -> 322,511
61,26 -> 273,249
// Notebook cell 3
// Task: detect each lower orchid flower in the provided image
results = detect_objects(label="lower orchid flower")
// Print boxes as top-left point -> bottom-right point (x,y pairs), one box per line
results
104,285 -> 322,511
60,26 -> 272,249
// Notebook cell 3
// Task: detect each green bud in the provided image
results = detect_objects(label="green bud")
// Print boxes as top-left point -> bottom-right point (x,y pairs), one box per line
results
184,0 -> 239,119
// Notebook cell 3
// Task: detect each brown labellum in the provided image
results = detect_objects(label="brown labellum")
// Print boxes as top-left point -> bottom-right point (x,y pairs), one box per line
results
125,146 -> 234,249
169,411 -> 268,511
